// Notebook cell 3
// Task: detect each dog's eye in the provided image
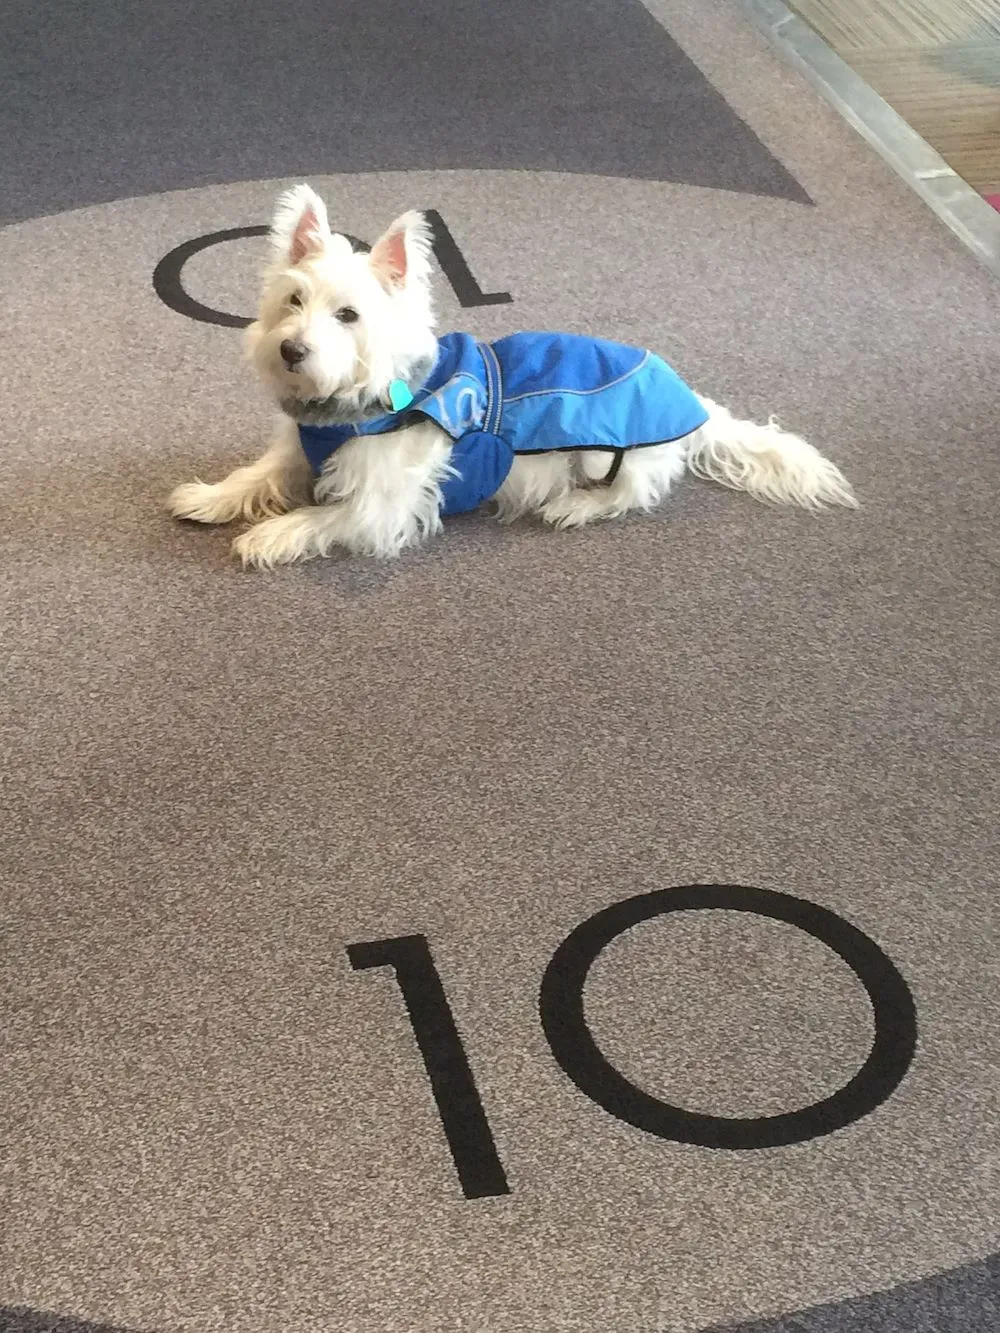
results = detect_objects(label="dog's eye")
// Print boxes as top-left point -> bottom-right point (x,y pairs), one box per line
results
288,292 -> 303,309
337,306 -> 360,325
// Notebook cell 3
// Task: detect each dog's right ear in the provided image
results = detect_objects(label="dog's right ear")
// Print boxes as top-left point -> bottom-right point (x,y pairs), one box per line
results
269,184 -> 331,265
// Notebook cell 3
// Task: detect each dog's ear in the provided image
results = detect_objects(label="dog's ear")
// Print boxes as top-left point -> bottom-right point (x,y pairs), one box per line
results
270,184 -> 331,265
369,211 -> 433,290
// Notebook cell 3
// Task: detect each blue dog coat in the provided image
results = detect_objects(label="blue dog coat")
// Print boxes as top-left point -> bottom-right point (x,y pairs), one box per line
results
297,332 -> 708,517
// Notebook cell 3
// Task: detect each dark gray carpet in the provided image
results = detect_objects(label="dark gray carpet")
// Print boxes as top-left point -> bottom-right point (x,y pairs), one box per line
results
709,1254 -> 1000,1332
2,1 -> 999,1331
0,0 -> 807,227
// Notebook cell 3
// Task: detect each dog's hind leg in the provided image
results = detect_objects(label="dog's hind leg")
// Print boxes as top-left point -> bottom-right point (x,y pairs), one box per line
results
168,418 -> 312,525
538,441 -> 688,529
493,452 -> 574,523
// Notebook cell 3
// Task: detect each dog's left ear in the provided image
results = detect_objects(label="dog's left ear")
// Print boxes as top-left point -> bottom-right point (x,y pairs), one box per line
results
369,211 -> 433,290
270,184 -> 331,265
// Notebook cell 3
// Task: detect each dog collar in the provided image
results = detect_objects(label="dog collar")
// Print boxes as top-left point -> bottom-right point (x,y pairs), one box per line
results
281,359 -> 430,426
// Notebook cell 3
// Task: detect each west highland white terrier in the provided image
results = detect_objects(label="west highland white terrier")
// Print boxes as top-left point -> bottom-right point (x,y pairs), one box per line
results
168,184 -> 856,565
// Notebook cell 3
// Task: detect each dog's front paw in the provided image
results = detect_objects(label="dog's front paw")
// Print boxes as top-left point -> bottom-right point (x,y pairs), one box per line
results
232,510 -> 319,569
168,480 -> 233,525
169,478 -> 291,525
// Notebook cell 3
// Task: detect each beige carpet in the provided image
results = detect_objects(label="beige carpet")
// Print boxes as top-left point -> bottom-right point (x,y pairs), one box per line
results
2,2 -> 999,1330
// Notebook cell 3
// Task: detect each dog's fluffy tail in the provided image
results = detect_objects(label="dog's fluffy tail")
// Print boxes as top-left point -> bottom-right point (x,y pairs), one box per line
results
686,398 -> 857,510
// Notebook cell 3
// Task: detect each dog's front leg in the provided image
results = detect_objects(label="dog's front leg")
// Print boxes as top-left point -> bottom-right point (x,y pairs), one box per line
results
231,503 -> 357,568
233,421 -> 453,567
168,417 -> 311,525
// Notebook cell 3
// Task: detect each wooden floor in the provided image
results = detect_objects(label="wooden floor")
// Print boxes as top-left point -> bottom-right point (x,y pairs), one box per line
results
790,0 -> 1000,196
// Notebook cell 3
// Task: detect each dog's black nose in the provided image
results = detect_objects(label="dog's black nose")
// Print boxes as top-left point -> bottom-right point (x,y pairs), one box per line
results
280,339 -> 308,369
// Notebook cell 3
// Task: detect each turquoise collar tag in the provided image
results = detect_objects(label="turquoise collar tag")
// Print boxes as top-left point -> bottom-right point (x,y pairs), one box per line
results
388,379 -> 414,412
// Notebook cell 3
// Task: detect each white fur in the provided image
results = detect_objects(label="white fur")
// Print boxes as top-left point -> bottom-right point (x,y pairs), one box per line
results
168,184 -> 857,566
168,425 -> 311,525
231,417 -> 451,565
244,185 -> 437,414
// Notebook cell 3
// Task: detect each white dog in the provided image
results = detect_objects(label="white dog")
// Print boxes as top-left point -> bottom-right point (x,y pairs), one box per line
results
168,185 -> 855,566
